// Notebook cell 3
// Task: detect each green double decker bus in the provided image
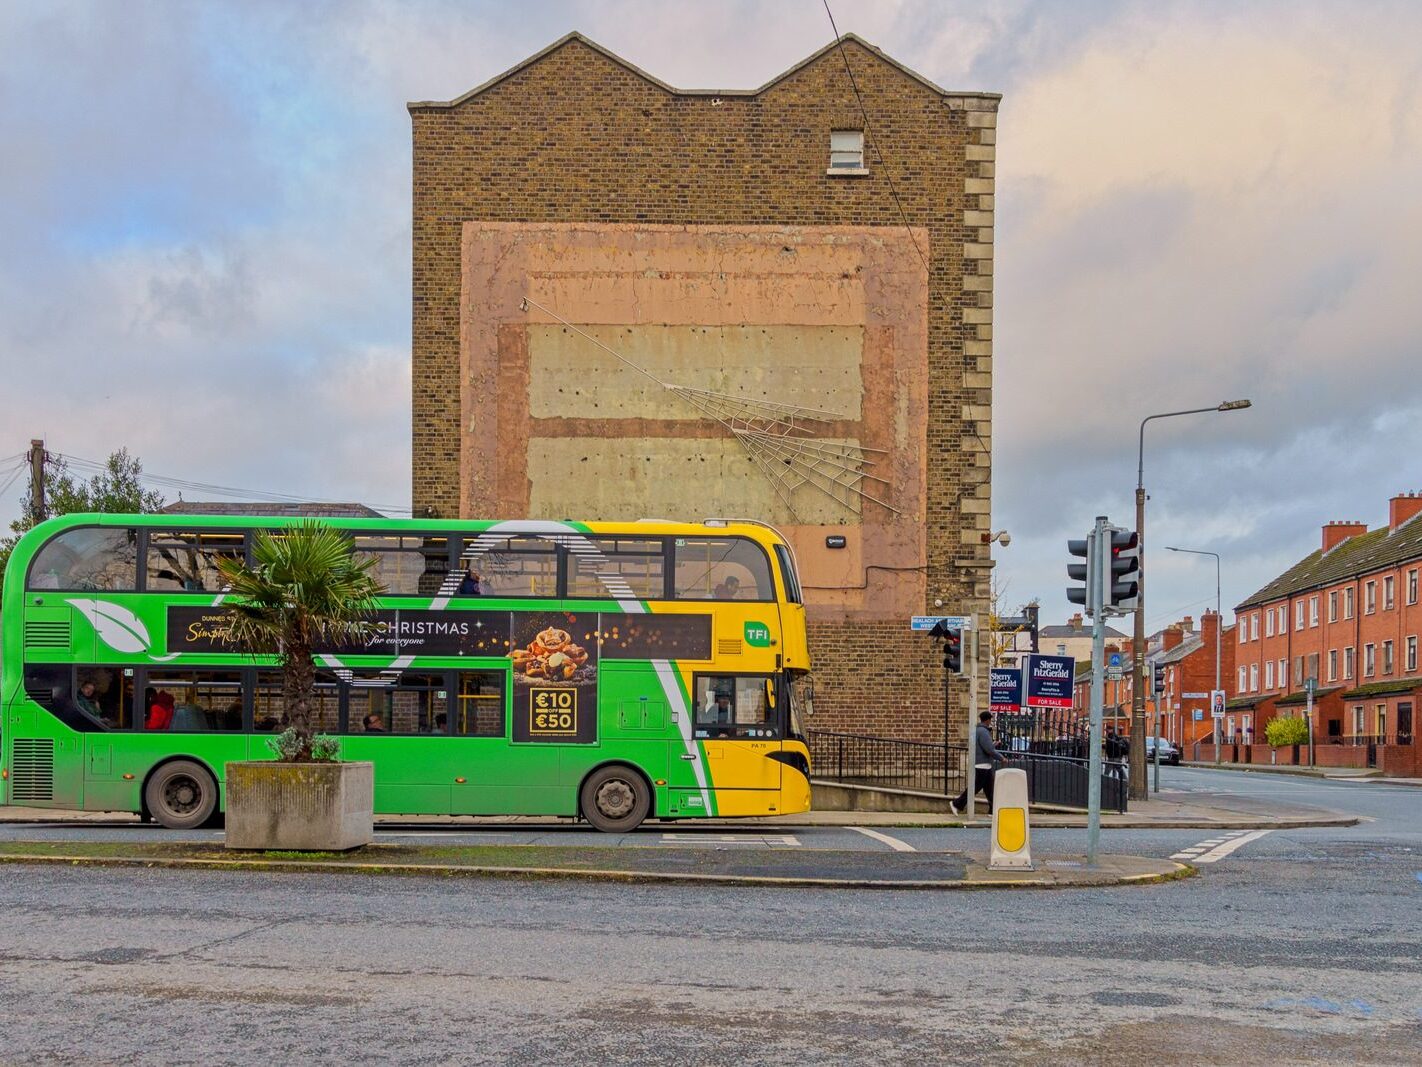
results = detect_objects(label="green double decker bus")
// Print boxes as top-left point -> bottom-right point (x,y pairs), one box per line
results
1,514 -> 813,832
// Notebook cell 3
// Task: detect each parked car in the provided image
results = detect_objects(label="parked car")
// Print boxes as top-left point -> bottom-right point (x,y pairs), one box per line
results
1145,736 -> 1181,765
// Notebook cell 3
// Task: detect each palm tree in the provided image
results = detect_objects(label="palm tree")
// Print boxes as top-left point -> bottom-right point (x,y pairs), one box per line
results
216,522 -> 383,760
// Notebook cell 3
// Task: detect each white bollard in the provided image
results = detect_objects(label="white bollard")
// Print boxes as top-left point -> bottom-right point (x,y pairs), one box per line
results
989,767 -> 1033,871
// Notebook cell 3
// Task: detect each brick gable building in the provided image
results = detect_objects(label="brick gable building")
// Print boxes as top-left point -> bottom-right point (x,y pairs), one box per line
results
408,33 -> 1000,738
1230,493 -> 1422,775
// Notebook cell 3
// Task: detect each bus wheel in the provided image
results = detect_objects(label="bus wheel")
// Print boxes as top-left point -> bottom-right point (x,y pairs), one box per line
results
580,765 -> 650,833
145,760 -> 218,830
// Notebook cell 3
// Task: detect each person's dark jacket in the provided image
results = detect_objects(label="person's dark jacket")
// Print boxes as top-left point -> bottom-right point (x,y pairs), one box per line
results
973,723 -> 1005,766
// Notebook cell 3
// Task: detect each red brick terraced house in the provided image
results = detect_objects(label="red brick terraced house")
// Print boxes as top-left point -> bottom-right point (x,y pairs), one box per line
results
1154,611 -> 1235,753
1229,493 -> 1422,776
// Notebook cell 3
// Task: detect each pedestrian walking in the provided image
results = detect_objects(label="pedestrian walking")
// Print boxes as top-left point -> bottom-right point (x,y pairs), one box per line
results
950,711 -> 1008,816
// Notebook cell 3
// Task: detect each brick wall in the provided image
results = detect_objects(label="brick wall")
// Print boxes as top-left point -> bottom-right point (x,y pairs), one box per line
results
409,35 -> 998,741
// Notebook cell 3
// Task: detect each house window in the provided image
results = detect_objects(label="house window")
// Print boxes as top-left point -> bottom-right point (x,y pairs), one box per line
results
1365,581 -> 1377,614
1384,575 -> 1395,610
1251,613 -> 1259,640
1408,635 -> 1418,673
1278,605 -> 1287,631
1278,658 -> 1286,687
1249,663 -> 1259,692
1376,705 -> 1387,740
1309,595 -> 1319,626
1264,660 -> 1274,689
1408,569 -> 1418,605
827,130 -> 866,173
1237,666 -> 1247,691
1383,640 -> 1394,675
1265,610 -> 1275,637
1239,624 -> 1248,646
1353,705 -> 1365,735
1344,646 -> 1355,680
1295,601 -> 1305,630
1364,643 -> 1376,677
1344,587 -> 1355,619
1328,648 -> 1338,681
1307,653 -> 1319,684
1328,591 -> 1338,623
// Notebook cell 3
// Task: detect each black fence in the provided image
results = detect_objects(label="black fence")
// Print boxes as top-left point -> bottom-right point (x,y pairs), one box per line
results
807,724 -> 1128,812
807,730 -> 969,796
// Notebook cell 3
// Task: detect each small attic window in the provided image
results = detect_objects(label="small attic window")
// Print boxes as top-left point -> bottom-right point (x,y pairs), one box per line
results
828,130 -> 867,175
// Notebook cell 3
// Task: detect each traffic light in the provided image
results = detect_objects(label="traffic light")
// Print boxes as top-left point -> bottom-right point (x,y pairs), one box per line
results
1105,529 -> 1140,613
1067,533 -> 1096,614
1153,663 -> 1165,694
943,627 -> 963,673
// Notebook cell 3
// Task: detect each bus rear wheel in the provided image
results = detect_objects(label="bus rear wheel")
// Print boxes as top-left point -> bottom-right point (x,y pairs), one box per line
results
145,760 -> 218,830
580,765 -> 650,833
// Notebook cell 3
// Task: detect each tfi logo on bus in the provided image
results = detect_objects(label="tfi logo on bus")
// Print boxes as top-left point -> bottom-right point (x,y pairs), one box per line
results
744,622 -> 772,648
529,688 -> 578,735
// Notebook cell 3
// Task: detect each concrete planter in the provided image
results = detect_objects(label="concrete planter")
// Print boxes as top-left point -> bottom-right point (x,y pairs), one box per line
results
224,761 -> 374,851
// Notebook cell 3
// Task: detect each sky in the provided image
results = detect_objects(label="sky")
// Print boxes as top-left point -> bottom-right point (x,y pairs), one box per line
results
1,0 -> 1419,631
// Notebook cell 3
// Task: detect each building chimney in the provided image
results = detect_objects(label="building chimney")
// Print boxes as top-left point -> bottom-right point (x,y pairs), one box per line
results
1202,609 -> 1220,649
1181,615 -> 1194,633
1162,628 -> 1184,652
1322,520 -> 1368,552
1069,612 -> 1083,629
1389,492 -> 1422,531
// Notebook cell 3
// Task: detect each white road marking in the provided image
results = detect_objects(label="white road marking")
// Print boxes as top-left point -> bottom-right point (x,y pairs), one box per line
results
1172,829 -> 1274,863
659,833 -> 801,847
849,826 -> 917,853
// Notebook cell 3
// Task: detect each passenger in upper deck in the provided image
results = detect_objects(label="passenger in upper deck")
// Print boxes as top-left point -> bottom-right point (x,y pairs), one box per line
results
457,567 -> 483,595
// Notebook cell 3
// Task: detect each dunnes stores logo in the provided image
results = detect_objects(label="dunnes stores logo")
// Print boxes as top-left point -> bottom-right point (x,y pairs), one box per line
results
165,606 -> 513,656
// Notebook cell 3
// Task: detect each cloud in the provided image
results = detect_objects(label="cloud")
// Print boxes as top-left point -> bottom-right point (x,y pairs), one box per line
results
1,0 -> 1418,638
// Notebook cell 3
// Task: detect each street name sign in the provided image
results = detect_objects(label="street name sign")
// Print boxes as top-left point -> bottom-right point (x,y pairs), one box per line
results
911,615 -> 974,632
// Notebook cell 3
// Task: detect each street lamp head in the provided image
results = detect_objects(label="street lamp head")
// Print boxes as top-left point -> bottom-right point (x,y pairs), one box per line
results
1217,399 -> 1252,411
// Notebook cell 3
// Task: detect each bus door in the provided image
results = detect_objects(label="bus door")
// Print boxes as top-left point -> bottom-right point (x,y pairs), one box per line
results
692,673 -> 782,816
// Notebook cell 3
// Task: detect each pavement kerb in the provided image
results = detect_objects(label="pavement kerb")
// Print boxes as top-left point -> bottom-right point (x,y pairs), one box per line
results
1181,761 -> 1422,786
0,850 -> 1193,891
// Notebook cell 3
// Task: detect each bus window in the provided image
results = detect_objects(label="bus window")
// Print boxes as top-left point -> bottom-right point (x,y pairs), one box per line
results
75,668 -> 133,729
143,670 -> 243,731
145,531 -> 245,592
566,538 -> 665,600
458,535 -> 559,598
352,536 -> 451,596
673,538 -> 773,601
28,527 -> 138,591
773,544 -> 802,604
693,674 -> 778,739
254,671 -> 340,733
346,672 -> 446,734
456,671 -> 506,737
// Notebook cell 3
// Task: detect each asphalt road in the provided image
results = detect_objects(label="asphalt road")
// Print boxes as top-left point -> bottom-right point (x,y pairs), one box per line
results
1,767 -> 1419,1064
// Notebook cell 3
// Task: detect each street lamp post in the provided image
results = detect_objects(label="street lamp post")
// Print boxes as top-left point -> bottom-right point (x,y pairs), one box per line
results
1166,546 -> 1222,770
1132,400 -> 1250,799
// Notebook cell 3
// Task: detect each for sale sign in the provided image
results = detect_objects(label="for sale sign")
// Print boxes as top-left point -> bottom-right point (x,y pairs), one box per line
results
989,669 -> 1023,712
1023,654 -> 1076,709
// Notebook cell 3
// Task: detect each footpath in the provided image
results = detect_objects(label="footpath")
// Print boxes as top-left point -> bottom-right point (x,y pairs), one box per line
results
1182,760 -> 1422,787
0,784 -> 1356,889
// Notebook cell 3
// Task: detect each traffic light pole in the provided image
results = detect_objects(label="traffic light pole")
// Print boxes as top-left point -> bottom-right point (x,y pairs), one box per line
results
1131,481 -> 1147,800
1087,517 -> 1108,867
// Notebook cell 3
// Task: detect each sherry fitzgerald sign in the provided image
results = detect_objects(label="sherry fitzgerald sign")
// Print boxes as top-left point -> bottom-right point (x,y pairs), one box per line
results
1022,653 -> 1076,709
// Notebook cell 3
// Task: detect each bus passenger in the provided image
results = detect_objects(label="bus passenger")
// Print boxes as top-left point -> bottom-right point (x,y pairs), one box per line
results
74,679 -> 102,720
713,575 -> 741,599
457,567 -> 483,595
146,689 -> 174,731
363,713 -> 386,733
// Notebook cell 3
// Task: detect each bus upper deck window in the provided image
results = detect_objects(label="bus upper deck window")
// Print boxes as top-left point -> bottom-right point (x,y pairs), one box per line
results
673,538 -> 773,602
28,527 -> 139,591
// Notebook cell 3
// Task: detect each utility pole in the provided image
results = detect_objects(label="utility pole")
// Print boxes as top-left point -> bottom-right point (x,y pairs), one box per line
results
28,438 -> 47,525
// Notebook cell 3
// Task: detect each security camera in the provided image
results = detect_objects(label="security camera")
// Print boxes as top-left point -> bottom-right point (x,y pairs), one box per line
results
998,532 -> 1011,547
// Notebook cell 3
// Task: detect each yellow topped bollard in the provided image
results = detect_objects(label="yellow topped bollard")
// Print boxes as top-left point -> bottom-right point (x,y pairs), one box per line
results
989,767 -> 1033,871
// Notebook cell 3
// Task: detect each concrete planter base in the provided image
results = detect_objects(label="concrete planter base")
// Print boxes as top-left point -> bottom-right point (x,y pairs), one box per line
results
224,761 -> 374,851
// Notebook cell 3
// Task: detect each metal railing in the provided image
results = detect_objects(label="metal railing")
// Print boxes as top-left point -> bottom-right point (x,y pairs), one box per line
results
807,729 -> 1129,812
807,730 -> 968,796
